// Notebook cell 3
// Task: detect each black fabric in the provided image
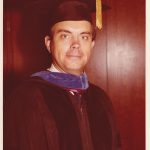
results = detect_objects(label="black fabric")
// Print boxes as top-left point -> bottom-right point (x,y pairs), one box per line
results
50,1 -> 93,28
4,77 -> 121,150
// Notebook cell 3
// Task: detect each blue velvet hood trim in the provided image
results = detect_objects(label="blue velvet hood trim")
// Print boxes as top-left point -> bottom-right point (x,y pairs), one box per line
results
31,71 -> 89,90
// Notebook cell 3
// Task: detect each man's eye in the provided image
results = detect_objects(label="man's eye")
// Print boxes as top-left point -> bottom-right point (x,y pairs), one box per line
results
61,34 -> 70,39
82,35 -> 89,40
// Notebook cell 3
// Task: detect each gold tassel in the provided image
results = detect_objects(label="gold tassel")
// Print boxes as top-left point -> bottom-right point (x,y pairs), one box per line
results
96,0 -> 102,29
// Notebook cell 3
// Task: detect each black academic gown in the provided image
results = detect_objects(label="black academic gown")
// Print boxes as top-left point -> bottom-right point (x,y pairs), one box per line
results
4,77 -> 121,150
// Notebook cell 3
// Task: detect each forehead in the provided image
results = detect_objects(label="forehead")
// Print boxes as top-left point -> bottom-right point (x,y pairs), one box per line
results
51,20 -> 93,33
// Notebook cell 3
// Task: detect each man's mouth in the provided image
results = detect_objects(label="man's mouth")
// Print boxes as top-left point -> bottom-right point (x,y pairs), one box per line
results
66,55 -> 82,59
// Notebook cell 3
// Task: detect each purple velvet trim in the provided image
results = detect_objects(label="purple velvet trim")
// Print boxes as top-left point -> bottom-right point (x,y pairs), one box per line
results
31,71 -> 89,90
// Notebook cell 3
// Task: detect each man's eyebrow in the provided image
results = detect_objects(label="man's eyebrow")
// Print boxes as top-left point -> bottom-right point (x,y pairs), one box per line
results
80,32 -> 92,35
56,29 -> 71,34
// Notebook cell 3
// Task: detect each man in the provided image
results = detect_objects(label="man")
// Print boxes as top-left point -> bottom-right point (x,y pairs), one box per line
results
4,1 -> 121,150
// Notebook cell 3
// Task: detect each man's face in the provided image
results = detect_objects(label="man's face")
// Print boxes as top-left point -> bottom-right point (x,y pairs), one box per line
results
45,20 -> 95,75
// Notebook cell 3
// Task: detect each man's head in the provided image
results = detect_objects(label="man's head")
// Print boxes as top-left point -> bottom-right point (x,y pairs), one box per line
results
45,1 -> 95,75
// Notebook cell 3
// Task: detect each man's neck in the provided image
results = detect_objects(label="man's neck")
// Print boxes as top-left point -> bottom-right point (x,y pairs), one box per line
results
47,64 -> 85,76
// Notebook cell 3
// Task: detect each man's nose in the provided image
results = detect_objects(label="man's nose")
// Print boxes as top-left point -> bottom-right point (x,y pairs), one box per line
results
71,36 -> 80,49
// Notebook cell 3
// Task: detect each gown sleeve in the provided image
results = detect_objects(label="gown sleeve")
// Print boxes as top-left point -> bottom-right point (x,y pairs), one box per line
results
4,84 -> 59,150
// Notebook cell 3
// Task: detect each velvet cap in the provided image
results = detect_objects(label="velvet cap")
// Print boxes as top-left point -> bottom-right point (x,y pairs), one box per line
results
50,1 -> 93,28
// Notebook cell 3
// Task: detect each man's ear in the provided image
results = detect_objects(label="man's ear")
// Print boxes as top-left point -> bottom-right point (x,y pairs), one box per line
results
45,36 -> 51,53
91,40 -> 95,49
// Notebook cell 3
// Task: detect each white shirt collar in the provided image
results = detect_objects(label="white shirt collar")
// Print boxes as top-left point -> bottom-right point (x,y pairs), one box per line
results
47,64 -> 61,72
